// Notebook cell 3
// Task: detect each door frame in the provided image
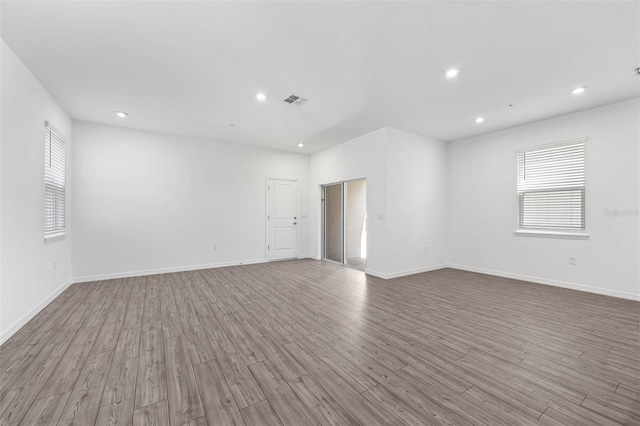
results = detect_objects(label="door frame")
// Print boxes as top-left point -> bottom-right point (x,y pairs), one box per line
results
320,177 -> 366,267
321,182 -> 344,265
266,177 -> 300,261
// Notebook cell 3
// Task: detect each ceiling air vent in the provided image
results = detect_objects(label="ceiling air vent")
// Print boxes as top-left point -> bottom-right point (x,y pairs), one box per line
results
283,94 -> 308,105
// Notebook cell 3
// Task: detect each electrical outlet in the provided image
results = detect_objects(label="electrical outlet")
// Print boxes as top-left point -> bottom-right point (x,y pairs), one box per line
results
424,246 -> 428,253
569,256 -> 577,265
213,244 -> 218,251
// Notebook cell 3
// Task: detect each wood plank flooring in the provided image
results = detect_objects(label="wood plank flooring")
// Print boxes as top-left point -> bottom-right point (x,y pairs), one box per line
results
1,260 -> 638,425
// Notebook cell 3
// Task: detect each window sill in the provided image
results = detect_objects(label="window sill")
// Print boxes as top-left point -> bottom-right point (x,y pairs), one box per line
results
514,230 -> 589,240
44,233 -> 67,244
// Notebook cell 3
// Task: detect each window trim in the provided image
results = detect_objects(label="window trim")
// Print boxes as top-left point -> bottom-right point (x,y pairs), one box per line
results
514,137 -> 588,239
44,232 -> 67,244
514,229 -> 589,240
44,121 -> 67,242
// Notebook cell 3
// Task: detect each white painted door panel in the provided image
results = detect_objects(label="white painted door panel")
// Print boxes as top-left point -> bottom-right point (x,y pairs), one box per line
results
268,179 -> 298,260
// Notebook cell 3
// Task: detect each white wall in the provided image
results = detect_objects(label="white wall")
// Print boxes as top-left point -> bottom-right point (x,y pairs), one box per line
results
386,128 -> 449,275
1,39 -> 73,341
448,99 -> 640,299
310,126 -> 449,278
309,127 -> 389,272
71,121 -> 309,280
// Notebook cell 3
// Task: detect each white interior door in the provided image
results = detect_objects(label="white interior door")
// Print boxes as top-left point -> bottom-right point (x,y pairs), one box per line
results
267,179 -> 298,261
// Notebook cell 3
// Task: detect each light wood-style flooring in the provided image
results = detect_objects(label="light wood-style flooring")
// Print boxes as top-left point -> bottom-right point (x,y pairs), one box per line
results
1,260 -> 638,425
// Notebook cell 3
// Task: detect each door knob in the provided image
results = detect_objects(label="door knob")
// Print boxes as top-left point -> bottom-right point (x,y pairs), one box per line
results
293,222 -> 298,225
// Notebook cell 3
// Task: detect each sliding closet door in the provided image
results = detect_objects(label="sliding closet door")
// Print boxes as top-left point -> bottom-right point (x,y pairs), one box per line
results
323,183 -> 343,263
345,179 -> 367,270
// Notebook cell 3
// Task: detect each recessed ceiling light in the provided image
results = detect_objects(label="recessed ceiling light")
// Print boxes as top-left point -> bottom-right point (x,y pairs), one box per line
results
115,111 -> 128,118
445,68 -> 460,78
475,116 -> 485,124
256,92 -> 268,101
571,86 -> 587,95
297,143 -> 305,148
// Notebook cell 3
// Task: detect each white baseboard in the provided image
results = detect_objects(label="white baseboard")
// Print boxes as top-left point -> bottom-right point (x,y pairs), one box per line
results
365,264 -> 448,280
0,278 -> 73,345
73,258 -> 267,284
447,263 -> 640,301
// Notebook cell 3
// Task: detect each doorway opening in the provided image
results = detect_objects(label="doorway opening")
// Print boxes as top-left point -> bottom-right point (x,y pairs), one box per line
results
322,178 -> 367,271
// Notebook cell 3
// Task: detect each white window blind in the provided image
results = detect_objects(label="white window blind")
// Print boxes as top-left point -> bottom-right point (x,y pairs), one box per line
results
44,122 -> 66,236
517,139 -> 586,231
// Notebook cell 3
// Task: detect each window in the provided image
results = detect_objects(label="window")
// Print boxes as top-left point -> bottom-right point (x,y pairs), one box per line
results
516,138 -> 586,236
44,121 -> 66,239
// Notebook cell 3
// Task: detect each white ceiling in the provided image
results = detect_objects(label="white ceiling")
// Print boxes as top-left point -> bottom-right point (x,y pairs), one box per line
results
2,1 -> 638,153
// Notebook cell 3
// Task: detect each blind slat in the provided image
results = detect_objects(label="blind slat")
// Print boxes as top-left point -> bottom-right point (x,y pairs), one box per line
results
44,123 -> 66,235
517,140 -> 585,230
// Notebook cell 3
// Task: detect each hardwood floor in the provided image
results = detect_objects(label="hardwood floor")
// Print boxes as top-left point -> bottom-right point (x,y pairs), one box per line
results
1,260 -> 638,425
